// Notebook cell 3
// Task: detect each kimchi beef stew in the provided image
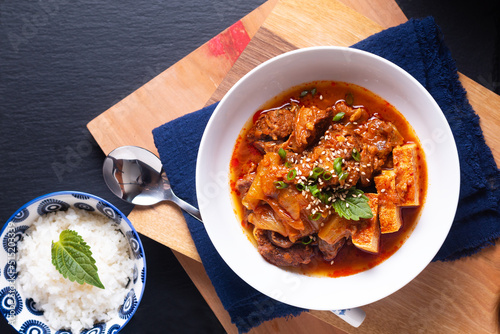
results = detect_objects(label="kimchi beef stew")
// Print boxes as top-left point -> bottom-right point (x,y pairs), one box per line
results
230,81 -> 427,277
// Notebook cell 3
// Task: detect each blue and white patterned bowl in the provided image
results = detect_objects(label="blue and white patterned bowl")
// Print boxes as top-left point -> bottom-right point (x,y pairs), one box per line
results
0,191 -> 146,334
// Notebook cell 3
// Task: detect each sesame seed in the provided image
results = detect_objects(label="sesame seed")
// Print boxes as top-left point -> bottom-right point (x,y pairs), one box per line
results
320,95 -> 323,100
346,203 -> 350,208
361,172 -> 366,175
381,189 -> 386,193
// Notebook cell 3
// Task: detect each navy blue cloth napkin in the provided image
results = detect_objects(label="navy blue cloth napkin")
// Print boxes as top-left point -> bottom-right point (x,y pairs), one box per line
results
153,17 -> 500,332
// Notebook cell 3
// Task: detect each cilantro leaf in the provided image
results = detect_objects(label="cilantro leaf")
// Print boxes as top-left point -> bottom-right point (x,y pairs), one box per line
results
51,230 -> 105,289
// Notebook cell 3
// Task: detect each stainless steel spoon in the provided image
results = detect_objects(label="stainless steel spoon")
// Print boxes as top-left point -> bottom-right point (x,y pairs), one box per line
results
102,145 -> 202,222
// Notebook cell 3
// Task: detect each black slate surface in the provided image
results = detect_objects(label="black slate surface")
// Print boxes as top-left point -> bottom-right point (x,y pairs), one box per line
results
0,1 -> 498,333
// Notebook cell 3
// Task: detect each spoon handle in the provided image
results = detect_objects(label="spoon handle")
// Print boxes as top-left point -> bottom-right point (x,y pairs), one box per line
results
170,194 -> 203,222
330,307 -> 366,327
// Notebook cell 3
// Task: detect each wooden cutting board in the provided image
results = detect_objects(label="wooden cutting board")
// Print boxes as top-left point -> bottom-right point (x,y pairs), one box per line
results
87,0 -> 500,333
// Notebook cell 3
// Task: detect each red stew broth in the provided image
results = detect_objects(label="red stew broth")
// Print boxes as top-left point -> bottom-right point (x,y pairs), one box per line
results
230,80 -> 427,277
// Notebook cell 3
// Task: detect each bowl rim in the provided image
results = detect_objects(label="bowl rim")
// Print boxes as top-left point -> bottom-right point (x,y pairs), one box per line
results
1,190 -> 147,332
196,46 -> 460,310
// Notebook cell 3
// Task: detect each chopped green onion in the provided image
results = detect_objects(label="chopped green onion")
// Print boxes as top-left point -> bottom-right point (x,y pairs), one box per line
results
278,148 -> 286,159
274,181 -> 288,189
308,184 -> 320,197
332,112 -> 345,122
287,169 -> 297,181
296,183 -> 305,191
300,90 -> 308,98
309,212 -> 321,221
339,171 -> 349,181
333,157 -> 343,175
301,236 -> 314,245
323,171 -> 332,180
318,192 -> 330,204
311,88 -> 317,96
345,92 -> 354,106
310,166 -> 324,179
284,161 -> 292,168
352,148 -> 360,162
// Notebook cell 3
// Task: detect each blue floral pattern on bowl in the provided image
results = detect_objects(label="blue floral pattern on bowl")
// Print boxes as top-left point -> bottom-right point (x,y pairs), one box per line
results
0,287 -> 23,317
0,191 -> 146,334
25,298 -> 44,316
118,289 -> 137,320
11,209 -> 29,223
20,319 -> 50,334
107,323 -> 121,334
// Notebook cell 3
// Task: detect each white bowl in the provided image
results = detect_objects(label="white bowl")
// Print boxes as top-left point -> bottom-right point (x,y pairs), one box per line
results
196,46 -> 460,310
0,191 -> 146,333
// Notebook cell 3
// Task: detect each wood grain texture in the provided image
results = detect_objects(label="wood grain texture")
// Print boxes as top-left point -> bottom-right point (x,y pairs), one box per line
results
86,0 -> 500,333
339,0 -> 407,28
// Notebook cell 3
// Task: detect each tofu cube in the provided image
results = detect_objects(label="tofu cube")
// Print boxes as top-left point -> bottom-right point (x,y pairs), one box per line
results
393,143 -> 420,206
374,170 -> 402,234
352,193 -> 380,253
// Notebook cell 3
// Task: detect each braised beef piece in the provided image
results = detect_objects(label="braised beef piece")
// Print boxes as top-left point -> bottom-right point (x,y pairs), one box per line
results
269,231 -> 294,249
252,140 -> 281,154
247,107 -> 297,142
318,238 -> 346,262
355,118 -> 404,186
335,101 -> 369,123
254,228 -> 314,267
284,106 -> 334,153
235,173 -> 255,197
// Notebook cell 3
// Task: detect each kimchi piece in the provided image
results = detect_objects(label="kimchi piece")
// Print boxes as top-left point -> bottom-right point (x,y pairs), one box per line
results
230,81 -> 427,277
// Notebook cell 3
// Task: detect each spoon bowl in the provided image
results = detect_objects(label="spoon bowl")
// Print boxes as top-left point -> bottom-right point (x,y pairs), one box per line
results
103,146 -> 202,221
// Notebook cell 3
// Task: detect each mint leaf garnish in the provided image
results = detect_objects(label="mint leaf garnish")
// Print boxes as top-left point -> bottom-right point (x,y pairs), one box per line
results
332,188 -> 373,221
51,229 -> 105,289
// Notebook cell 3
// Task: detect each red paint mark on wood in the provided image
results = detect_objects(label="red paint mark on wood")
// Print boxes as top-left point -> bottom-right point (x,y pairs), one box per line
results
207,20 -> 251,63
208,35 -> 226,57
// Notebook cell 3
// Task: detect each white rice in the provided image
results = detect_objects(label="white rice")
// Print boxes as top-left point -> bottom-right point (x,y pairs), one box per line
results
17,208 -> 135,333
